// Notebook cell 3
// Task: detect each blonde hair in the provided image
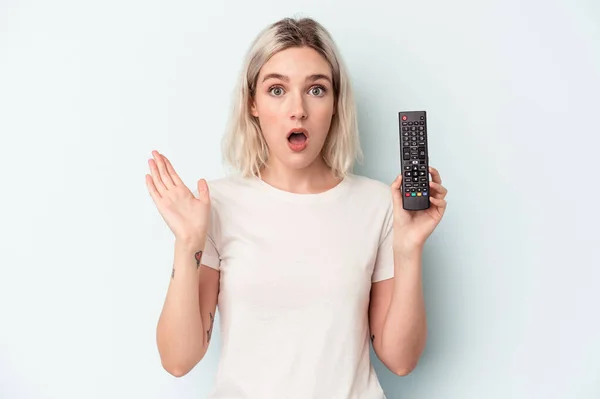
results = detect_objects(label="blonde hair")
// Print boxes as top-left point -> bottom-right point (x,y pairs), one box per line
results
221,17 -> 363,179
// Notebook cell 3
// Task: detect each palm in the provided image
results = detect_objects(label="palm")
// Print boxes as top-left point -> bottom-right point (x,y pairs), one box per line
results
390,166 -> 448,248
395,204 -> 441,230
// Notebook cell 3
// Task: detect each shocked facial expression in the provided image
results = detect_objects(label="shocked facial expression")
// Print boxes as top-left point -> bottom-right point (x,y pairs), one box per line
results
250,46 -> 336,171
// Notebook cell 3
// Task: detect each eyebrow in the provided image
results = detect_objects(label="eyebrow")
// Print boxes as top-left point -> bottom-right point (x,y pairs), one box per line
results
261,73 -> 332,84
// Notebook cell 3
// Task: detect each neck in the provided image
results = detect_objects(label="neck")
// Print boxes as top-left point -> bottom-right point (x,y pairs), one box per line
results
259,156 -> 342,194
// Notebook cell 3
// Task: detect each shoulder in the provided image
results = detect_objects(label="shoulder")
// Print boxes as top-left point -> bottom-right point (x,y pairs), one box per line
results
345,174 -> 395,243
346,174 -> 394,228
346,173 -> 393,205
202,174 -> 255,202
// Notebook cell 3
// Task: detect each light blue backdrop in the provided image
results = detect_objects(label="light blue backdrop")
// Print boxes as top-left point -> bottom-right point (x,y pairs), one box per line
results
0,0 -> 598,398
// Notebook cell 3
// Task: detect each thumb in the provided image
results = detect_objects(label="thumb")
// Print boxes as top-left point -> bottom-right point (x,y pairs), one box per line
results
196,178 -> 210,203
390,174 -> 403,206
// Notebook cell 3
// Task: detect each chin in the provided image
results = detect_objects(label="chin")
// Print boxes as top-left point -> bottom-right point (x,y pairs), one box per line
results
279,150 -> 322,170
285,157 -> 319,170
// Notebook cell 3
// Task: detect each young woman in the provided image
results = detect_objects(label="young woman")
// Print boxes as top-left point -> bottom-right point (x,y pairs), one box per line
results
146,16 -> 447,399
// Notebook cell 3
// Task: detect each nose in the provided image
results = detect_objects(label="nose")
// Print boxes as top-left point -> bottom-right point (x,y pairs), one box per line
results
289,92 -> 307,120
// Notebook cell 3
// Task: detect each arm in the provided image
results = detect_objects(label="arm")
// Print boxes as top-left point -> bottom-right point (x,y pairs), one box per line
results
370,167 -> 447,375
156,238 -> 220,377
368,243 -> 426,376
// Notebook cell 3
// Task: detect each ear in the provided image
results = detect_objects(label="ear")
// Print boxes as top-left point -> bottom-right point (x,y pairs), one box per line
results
250,98 -> 259,117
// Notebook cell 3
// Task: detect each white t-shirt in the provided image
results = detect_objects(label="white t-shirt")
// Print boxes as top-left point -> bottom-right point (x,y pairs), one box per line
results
201,173 -> 395,399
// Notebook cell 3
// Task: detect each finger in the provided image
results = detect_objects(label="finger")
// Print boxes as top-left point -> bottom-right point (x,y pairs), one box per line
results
429,181 -> 448,199
391,173 -> 403,190
153,151 -> 175,188
162,155 -> 184,186
145,174 -> 162,201
429,166 -> 442,185
197,178 -> 210,204
148,157 -> 167,195
429,196 -> 447,207
429,196 -> 447,214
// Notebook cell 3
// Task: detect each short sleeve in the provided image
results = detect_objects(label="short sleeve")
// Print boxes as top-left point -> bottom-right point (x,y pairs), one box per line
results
371,201 -> 395,283
193,188 -> 221,271
201,229 -> 221,271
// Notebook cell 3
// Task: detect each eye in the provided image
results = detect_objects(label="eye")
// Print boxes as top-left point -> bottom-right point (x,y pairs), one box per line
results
268,86 -> 284,96
309,85 -> 327,96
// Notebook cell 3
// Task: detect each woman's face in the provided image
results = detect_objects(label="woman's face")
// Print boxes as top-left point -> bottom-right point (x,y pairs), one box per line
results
251,46 -> 335,171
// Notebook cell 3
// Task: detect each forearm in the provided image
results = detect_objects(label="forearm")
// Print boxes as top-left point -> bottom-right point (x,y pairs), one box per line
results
156,238 -> 206,373
380,244 -> 427,374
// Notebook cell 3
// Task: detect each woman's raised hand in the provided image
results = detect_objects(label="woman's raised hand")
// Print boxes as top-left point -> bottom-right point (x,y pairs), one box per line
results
145,150 -> 210,245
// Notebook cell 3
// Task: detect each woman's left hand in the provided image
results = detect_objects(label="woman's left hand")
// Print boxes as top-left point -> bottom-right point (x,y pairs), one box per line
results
390,166 -> 448,251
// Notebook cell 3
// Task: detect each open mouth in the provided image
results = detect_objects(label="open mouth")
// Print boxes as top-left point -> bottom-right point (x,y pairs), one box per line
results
287,128 -> 309,151
288,131 -> 307,144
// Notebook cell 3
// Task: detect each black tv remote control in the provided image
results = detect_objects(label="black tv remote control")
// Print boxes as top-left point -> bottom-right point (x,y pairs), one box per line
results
399,111 -> 430,211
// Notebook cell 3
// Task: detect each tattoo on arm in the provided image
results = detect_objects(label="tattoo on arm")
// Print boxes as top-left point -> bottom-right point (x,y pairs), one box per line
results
207,312 -> 215,343
172,249 -> 201,279
195,250 -> 203,268
371,334 -> 375,342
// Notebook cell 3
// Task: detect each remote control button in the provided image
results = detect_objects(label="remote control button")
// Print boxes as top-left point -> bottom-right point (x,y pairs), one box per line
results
411,192 -> 416,196
405,183 -> 412,187
423,191 -> 428,196
405,171 -> 412,177
417,192 -> 422,196
420,116 -> 424,120
405,192 -> 410,197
